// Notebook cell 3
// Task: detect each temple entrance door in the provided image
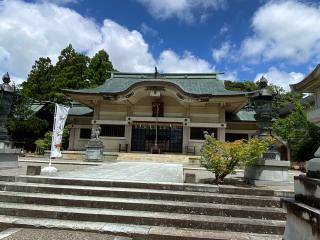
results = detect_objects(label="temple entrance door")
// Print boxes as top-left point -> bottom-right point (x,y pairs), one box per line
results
131,123 -> 183,153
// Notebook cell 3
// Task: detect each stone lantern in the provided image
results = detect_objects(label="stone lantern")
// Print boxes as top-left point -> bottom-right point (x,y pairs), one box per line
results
0,73 -> 20,168
244,76 -> 290,185
250,76 -> 274,138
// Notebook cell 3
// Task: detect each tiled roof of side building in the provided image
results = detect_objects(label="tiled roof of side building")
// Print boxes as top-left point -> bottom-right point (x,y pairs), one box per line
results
63,72 -> 252,97
226,110 -> 256,122
68,103 -> 93,116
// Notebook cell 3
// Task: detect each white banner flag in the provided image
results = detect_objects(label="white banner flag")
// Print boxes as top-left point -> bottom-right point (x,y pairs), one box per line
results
50,104 -> 70,159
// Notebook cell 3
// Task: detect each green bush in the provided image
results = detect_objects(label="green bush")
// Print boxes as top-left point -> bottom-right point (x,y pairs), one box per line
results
62,124 -> 71,150
35,126 -> 71,155
200,136 -> 273,183
35,131 -> 52,154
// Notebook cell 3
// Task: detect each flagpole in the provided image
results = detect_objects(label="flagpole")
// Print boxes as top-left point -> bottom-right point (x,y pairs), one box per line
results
42,103 -> 69,174
42,103 -> 58,173
49,103 -> 57,167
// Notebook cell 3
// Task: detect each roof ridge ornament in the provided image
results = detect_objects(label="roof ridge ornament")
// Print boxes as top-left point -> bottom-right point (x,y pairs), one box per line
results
154,67 -> 158,78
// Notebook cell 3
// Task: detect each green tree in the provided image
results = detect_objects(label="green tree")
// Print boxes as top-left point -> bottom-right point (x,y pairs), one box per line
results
8,44 -> 115,151
88,50 -> 114,86
273,100 -> 320,161
21,57 -> 54,101
6,88 -> 49,150
224,80 -> 259,92
269,84 -> 303,118
21,45 -> 114,103
52,44 -> 91,102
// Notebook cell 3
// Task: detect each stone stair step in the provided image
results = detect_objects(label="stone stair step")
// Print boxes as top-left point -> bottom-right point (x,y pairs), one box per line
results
0,175 -> 277,196
0,228 -> 21,239
0,202 -> 285,234
0,191 -> 286,220
0,215 -> 283,240
0,181 -> 281,207
0,228 -> 133,240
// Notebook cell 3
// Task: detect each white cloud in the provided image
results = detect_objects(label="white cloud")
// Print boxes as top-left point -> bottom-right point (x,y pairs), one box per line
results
212,42 -> 231,62
140,23 -> 158,37
0,0 -> 101,78
137,0 -> 225,23
0,0 -> 216,81
219,71 -> 238,81
38,0 -> 78,5
241,1 -> 320,63
254,67 -> 304,91
90,19 -> 156,72
158,50 -> 215,73
219,24 -> 229,35
91,20 -> 215,73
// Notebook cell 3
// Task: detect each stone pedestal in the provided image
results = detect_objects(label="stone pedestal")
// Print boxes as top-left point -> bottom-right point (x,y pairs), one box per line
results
85,139 -> 103,162
305,147 -> 320,178
0,148 -> 20,169
244,148 -> 290,186
244,159 -> 290,186
282,147 -> 320,240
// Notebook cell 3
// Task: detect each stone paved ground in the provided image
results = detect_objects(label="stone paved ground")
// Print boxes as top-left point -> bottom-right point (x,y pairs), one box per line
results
0,161 -> 184,183
53,162 -> 184,183
0,162 -> 88,177
1,229 -> 131,240
0,157 -> 301,190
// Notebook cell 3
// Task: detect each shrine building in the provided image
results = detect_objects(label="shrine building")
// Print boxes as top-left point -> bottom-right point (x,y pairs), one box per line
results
63,71 -> 257,154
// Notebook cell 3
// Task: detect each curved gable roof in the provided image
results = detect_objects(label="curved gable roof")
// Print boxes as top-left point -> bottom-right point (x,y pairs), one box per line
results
290,64 -> 320,93
63,72 -> 250,97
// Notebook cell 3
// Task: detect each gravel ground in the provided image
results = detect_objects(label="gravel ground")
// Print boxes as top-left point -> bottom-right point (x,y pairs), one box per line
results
2,229 -> 132,240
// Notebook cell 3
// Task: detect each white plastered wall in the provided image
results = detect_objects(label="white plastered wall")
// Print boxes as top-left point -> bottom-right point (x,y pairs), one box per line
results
186,104 -> 224,155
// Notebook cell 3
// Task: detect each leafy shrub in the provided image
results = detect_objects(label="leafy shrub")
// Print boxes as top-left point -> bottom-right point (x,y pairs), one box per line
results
200,136 -> 274,183
241,137 -> 275,167
61,124 -> 71,150
35,131 -> 52,154
35,125 -> 71,155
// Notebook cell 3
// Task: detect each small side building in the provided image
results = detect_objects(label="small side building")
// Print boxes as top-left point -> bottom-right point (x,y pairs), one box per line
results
64,72 -> 258,154
290,64 -> 320,126
283,64 -> 320,240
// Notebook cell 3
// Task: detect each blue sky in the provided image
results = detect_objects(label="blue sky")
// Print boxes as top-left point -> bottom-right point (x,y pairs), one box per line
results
1,0 -> 320,90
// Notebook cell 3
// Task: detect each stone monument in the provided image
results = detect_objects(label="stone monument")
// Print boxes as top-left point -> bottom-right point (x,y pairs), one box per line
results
244,77 -> 290,185
0,73 -> 20,169
282,147 -> 320,240
85,126 -> 103,161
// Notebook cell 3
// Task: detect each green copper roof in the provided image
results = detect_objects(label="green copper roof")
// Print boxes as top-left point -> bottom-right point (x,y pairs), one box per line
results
63,72 -> 249,97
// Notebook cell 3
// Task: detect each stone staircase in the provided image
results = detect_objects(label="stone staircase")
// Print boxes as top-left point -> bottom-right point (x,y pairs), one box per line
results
0,176 -> 287,240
